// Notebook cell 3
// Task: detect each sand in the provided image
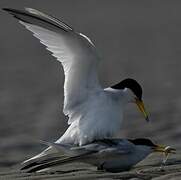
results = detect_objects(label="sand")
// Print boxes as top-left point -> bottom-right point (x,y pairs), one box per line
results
0,153 -> 181,180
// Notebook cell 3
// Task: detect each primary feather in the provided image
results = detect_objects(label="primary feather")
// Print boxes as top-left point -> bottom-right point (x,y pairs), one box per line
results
3,7 -> 101,115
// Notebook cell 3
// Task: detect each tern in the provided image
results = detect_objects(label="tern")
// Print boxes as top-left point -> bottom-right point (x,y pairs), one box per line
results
21,138 -> 175,173
4,8 -> 149,159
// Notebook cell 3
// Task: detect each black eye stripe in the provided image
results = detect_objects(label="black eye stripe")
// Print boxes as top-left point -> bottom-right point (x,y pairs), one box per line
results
111,78 -> 142,100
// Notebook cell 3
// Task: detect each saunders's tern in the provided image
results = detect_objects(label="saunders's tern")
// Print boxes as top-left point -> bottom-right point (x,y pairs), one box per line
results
21,138 -> 175,173
4,8 -> 149,156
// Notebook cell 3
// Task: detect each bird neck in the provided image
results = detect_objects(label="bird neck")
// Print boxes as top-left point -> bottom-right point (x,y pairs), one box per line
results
104,87 -> 132,106
135,145 -> 153,158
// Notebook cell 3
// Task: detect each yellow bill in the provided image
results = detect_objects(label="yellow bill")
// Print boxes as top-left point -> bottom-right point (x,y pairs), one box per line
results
135,99 -> 149,122
153,144 -> 176,165
153,145 -> 176,154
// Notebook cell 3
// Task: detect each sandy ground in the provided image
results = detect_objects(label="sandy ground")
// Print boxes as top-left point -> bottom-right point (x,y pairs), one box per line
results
1,153 -> 181,179
0,0 -> 181,179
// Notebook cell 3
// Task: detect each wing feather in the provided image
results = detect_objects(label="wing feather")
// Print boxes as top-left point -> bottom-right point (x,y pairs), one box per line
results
4,8 -> 101,118
21,139 -> 135,172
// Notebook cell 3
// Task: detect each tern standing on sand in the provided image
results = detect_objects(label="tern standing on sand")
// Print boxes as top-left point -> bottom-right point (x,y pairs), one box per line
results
4,8 -> 149,160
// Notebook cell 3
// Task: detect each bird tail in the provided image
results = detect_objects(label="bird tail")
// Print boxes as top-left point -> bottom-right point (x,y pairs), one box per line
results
23,154 -> 88,173
20,140 -> 92,172
21,141 -> 71,170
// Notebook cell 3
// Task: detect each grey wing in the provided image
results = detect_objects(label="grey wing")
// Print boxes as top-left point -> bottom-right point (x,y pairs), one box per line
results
3,8 -> 101,121
21,141 -> 99,172
23,153 -> 92,173
21,141 -> 108,172
40,140 -> 97,156
21,140 -> 134,172
94,139 -> 135,155
71,139 -> 135,155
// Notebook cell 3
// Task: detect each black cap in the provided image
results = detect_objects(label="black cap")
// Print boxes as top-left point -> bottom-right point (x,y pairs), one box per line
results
111,78 -> 142,101
128,138 -> 156,147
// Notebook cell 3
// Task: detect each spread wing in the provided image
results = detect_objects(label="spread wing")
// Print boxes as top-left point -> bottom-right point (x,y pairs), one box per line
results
4,8 -> 101,117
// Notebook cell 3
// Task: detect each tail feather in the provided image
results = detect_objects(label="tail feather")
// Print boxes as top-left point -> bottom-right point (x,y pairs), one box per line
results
20,141 -> 95,172
21,154 -> 63,170
21,141 -> 71,170
22,146 -> 58,164
26,153 -> 90,173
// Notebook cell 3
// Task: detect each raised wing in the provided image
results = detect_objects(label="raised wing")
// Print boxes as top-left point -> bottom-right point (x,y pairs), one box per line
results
4,8 -> 101,116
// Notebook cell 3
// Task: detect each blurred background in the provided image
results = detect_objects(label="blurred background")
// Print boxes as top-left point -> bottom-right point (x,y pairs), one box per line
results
0,0 -> 181,169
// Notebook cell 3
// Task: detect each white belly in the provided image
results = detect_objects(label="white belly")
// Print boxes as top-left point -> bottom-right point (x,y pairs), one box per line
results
57,91 -> 123,145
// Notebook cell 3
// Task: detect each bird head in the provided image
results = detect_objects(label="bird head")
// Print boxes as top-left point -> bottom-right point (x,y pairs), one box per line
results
129,138 -> 176,155
111,78 -> 149,122
152,144 -> 176,154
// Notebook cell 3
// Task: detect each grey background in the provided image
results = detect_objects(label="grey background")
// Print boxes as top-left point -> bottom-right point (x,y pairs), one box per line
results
0,0 -> 181,168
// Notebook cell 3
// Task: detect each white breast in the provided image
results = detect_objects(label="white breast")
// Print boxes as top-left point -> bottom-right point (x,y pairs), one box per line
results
57,90 -> 123,145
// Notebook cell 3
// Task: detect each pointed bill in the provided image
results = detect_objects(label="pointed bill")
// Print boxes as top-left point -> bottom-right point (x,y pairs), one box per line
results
153,145 -> 176,154
135,99 -> 149,122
